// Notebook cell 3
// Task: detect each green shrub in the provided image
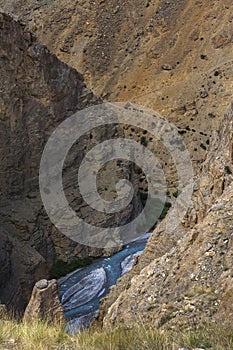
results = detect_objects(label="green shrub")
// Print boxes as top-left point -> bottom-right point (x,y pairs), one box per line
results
178,130 -> 186,135
225,165 -> 232,174
159,202 -> 172,220
50,257 -> 93,279
208,112 -> 215,118
200,54 -> 207,59
173,189 -> 181,198
140,136 -> 148,146
200,143 -> 207,150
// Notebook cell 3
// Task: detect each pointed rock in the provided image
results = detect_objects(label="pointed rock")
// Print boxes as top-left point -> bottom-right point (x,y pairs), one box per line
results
24,279 -> 65,323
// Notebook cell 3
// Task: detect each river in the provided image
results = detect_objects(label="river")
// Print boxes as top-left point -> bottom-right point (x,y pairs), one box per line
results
59,233 -> 151,334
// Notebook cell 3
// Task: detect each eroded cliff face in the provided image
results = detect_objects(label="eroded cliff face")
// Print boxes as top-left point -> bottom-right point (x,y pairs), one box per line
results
99,102 -> 233,329
1,0 -> 233,171
0,12 -> 141,311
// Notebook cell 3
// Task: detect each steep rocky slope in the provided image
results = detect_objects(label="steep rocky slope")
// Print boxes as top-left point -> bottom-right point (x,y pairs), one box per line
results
1,0 -> 233,171
0,12 -> 140,311
99,101 -> 232,328
104,182 -> 233,328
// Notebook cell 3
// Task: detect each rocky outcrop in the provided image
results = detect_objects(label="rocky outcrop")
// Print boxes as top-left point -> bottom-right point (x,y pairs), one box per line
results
0,12 -> 140,312
98,101 -> 233,329
24,279 -> 65,323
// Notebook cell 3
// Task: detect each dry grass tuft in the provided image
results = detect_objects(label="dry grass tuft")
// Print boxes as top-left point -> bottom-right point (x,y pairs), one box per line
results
0,318 -> 232,350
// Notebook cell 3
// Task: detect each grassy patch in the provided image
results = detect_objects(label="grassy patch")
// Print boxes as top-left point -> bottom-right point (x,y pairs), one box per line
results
0,319 -> 233,350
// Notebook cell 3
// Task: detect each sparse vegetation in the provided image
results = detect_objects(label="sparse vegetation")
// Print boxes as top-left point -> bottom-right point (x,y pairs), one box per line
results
159,202 -> 172,220
0,318 -> 232,350
135,166 -> 143,175
147,305 -> 156,311
178,129 -> 187,135
208,112 -> 216,118
225,165 -> 232,174
125,282 -> 131,290
116,159 -> 123,167
50,258 -> 93,279
173,189 -> 181,198
200,54 -> 207,59
140,191 -> 148,205
140,196 -> 172,231
140,136 -> 148,146
200,143 -> 207,150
